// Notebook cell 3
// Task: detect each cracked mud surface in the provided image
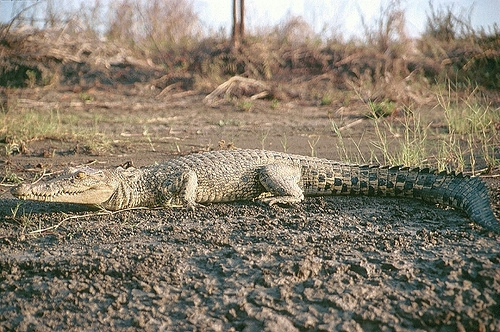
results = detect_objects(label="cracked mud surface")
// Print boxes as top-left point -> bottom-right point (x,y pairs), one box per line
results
1,197 -> 499,331
1,90 -> 499,331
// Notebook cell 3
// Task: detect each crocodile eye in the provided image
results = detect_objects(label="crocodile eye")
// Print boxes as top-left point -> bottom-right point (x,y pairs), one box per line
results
76,171 -> 87,179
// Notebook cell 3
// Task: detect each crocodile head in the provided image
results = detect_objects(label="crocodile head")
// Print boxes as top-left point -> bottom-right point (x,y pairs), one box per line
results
11,166 -> 116,206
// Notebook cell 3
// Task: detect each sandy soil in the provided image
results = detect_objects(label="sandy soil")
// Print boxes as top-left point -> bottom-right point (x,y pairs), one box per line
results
1,88 -> 499,331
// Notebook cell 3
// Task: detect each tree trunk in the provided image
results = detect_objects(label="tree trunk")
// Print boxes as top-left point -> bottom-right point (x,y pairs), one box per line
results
231,0 -> 244,51
231,0 -> 240,50
239,0 -> 245,38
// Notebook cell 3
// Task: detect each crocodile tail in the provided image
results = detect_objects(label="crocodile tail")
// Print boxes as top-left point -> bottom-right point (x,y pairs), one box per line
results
372,165 -> 500,233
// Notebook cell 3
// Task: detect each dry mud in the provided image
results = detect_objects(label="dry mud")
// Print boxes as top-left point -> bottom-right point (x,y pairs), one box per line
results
1,90 -> 499,331
1,196 -> 499,331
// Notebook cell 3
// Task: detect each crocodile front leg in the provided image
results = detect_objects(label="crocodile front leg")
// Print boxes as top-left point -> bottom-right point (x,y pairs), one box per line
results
161,170 -> 200,210
258,163 -> 304,205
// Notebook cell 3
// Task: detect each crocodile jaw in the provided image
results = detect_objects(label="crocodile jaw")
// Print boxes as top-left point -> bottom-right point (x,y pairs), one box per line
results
11,183 -> 114,205
11,167 -> 116,206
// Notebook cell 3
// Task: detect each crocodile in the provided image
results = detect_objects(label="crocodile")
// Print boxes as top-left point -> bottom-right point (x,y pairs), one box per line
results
11,149 -> 500,233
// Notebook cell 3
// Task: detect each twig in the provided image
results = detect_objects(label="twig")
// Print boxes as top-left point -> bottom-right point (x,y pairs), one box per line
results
0,0 -> 44,38
337,118 -> 364,131
250,91 -> 270,100
27,206 -> 152,235
481,173 -> 500,178
31,169 -> 48,185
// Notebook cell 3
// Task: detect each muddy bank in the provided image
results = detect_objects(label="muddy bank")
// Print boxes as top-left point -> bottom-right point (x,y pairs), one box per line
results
1,87 -> 499,331
1,194 -> 499,331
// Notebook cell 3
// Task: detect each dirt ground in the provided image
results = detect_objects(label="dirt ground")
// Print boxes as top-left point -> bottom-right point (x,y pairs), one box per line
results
1,87 -> 499,331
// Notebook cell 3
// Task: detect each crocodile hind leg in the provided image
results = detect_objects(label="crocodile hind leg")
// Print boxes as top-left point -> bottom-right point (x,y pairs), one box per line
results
258,163 -> 304,205
162,170 -> 200,210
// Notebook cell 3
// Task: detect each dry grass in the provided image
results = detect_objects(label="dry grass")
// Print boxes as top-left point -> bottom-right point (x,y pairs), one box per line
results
0,0 -> 498,169
1,0 -> 498,91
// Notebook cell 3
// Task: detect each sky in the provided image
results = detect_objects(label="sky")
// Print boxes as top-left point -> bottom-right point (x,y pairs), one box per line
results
195,0 -> 500,38
1,0 -> 499,39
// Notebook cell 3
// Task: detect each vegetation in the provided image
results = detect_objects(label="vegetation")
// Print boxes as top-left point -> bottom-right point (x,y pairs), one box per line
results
0,108 -> 111,155
0,0 -> 498,173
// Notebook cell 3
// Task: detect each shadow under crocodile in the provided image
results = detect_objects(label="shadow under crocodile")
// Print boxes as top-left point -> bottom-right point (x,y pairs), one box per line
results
1,198 -> 98,215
